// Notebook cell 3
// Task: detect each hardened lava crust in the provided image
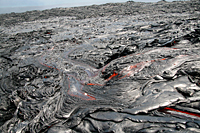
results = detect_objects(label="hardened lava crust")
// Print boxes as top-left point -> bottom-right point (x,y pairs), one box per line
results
0,1 -> 200,132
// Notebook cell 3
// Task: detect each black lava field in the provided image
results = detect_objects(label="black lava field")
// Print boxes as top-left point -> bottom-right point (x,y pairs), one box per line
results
0,1 -> 200,132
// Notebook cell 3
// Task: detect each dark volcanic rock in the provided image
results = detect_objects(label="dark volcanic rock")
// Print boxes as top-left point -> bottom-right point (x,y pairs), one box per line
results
0,1 -> 199,27
0,1 -> 200,133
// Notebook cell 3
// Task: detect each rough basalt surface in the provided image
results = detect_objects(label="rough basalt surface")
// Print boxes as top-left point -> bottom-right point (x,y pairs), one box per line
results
0,1 -> 200,132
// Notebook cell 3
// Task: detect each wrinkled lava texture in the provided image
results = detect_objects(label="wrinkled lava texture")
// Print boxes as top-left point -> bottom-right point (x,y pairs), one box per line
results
1,1 -> 200,132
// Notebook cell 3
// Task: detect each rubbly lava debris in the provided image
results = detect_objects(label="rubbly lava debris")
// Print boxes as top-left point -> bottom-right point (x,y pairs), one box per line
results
0,1 -> 200,133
